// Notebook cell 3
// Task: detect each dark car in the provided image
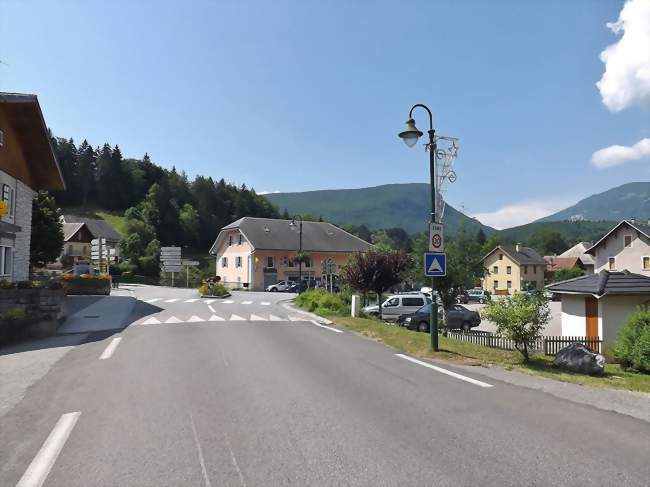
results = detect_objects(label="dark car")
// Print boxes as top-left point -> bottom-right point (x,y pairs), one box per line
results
402,304 -> 481,332
456,291 -> 469,304
466,288 -> 491,304
287,281 -> 309,293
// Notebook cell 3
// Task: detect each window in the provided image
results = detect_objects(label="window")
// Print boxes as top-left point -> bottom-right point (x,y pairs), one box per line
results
228,235 -> 233,246
498,254 -> 503,260
608,257 -> 616,270
492,266 -> 498,274
533,265 -> 537,274
266,256 -> 275,268
238,234 -> 242,245
386,297 -> 399,307
507,280 -> 512,289
403,297 -> 424,307
493,280 -> 498,289
524,265 -> 528,274
1,184 -> 13,218
506,266 -> 512,275
235,256 -> 242,268
221,257 -> 228,268
624,234 -> 633,248
303,256 -> 311,267
643,257 -> 650,271
0,246 -> 12,276
287,256 -> 294,267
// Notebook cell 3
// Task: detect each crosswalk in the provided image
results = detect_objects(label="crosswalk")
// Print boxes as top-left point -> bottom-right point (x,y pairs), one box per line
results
136,313 -> 308,326
140,297 -> 273,306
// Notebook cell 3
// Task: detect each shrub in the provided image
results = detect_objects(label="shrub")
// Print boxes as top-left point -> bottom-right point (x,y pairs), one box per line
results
295,289 -> 351,316
198,280 -> 229,297
17,280 -> 45,289
613,309 -> 650,373
0,307 -> 27,321
0,279 -> 16,289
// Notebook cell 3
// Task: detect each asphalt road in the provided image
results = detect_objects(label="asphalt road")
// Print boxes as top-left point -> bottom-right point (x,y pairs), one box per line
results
1,285 -> 649,486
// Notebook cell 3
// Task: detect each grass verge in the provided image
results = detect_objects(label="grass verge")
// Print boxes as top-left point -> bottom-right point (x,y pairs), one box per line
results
328,316 -> 650,393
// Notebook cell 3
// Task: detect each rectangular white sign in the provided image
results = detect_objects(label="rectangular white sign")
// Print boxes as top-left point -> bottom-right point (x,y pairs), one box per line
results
162,265 -> 183,272
429,223 -> 444,252
181,260 -> 200,266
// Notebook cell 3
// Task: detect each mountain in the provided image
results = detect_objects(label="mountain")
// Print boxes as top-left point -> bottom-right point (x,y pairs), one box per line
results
495,220 -> 616,246
538,182 -> 650,223
263,183 -> 496,236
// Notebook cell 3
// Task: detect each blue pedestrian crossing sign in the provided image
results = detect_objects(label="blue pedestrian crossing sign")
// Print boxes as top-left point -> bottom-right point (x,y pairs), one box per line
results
424,252 -> 446,277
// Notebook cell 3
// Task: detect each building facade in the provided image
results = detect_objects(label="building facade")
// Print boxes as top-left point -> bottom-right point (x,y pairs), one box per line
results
210,217 -> 372,290
482,244 -> 546,294
0,93 -> 64,281
585,220 -> 650,275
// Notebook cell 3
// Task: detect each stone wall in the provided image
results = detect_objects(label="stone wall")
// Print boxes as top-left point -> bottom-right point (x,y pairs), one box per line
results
0,288 -> 66,340
13,180 -> 36,282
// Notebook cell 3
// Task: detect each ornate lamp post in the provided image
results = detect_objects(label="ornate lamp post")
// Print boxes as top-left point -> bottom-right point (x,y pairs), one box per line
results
398,104 -> 459,351
289,215 -> 303,285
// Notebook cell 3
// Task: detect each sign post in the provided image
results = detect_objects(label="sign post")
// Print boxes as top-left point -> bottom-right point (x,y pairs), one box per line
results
160,247 -> 182,287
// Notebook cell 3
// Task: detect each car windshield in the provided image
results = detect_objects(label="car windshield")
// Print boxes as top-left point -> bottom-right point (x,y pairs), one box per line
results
417,303 -> 432,314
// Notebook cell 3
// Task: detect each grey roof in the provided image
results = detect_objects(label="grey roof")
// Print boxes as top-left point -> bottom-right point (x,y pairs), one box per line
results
586,220 -> 650,255
547,270 -> 650,297
483,245 -> 546,265
210,217 -> 372,254
62,222 -> 85,241
62,215 -> 121,242
558,241 -> 595,266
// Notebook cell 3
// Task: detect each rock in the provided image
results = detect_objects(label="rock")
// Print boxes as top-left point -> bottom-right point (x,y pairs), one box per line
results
553,343 -> 606,375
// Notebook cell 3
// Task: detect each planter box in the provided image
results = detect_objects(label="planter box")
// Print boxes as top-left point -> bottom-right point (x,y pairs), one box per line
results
0,288 -> 66,345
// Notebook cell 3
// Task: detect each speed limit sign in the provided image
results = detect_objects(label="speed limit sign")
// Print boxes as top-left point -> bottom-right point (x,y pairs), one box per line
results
429,223 -> 444,252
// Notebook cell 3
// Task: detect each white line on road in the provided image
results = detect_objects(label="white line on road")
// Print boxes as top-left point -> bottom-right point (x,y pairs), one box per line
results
164,298 -> 180,303
269,315 -> 283,321
189,414 -> 213,487
99,337 -> 122,360
165,316 -> 182,323
222,300 -> 234,304
250,314 -> 267,321
229,314 -> 246,321
144,298 -> 161,303
141,316 -> 161,325
395,354 -> 494,388
241,301 -> 253,305
260,302 -> 270,306
17,411 -> 81,487
310,320 -> 343,333
224,431 -> 247,487
209,314 -> 224,321
185,299 -> 199,303
208,305 -> 216,313
205,299 -> 216,304
187,315 -> 205,322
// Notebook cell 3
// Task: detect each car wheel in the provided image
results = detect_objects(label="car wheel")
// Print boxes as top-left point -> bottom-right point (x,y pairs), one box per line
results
270,288 -> 277,292
418,321 -> 429,333
461,322 -> 471,332
479,298 -> 485,304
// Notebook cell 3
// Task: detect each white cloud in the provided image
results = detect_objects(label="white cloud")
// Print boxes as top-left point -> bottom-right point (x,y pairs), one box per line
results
258,190 -> 281,195
472,200 -> 571,230
591,137 -> 650,168
596,0 -> 650,112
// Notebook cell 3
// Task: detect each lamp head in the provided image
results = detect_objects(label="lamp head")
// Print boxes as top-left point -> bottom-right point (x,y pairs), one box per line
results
398,118 -> 423,148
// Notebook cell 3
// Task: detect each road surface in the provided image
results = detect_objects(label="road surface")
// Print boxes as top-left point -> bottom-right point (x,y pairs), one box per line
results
1,285 -> 648,486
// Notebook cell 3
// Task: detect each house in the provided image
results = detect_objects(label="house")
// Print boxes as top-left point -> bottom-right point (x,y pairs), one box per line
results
547,270 -> 650,349
557,241 -> 595,274
209,217 -> 372,290
584,220 -> 650,275
482,243 -> 546,294
0,92 -> 65,281
544,256 -> 586,281
60,215 -> 121,264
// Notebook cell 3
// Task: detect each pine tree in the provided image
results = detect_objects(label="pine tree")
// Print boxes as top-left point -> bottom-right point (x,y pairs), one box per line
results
77,140 -> 96,209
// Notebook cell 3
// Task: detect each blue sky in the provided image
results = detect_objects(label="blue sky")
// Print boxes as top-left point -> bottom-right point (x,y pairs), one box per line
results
1,0 -> 648,228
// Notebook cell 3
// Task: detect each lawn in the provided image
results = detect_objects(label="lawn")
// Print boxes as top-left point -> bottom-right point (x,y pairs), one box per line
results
328,316 -> 650,393
95,211 -> 127,238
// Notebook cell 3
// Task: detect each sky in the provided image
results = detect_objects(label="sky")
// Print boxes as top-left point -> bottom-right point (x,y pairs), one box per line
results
1,0 -> 649,229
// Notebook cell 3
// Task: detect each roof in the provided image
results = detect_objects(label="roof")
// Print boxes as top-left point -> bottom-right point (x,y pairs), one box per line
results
0,92 -> 64,191
62,215 -> 121,242
483,245 -> 546,265
546,257 -> 585,272
585,220 -> 650,255
547,269 -> 650,297
210,217 -> 372,254
62,222 -> 85,241
558,241 -> 595,266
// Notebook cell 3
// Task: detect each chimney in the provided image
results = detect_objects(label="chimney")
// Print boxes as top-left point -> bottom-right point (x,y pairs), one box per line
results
515,242 -> 521,253
630,217 -> 636,224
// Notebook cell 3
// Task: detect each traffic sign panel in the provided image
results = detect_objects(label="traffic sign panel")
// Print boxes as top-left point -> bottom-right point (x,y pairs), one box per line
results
181,260 -> 200,266
429,223 -> 444,252
162,265 -> 183,272
424,252 -> 446,277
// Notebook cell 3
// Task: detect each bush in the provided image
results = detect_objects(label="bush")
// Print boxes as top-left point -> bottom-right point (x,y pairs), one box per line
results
17,280 -> 45,289
0,279 -> 16,289
198,280 -> 229,297
613,309 -> 650,373
0,307 -> 27,321
295,289 -> 351,316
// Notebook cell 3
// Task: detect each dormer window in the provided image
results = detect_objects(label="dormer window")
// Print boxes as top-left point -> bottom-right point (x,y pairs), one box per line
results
228,235 -> 233,246
624,234 -> 633,248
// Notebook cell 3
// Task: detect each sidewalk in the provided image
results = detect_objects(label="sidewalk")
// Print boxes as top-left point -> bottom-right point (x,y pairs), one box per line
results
58,289 -> 137,334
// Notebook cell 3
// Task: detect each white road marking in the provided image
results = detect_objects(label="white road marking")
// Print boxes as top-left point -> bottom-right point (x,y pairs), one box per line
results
224,431 -> 247,487
164,298 -> 180,303
309,320 -> 343,333
141,316 -> 161,325
165,316 -> 182,323
289,316 -> 307,322
260,302 -> 270,306
222,300 -> 234,304
229,314 -> 246,321
395,354 -> 494,388
250,314 -> 267,321
185,299 -> 199,303
269,315 -> 283,321
208,315 -> 224,321
205,299 -> 216,304
17,411 -> 81,487
187,315 -> 205,322
99,337 -> 122,359
144,298 -> 161,303
189,414 -> 213,487
241,301 -> 253,305
208,305 -> 216,313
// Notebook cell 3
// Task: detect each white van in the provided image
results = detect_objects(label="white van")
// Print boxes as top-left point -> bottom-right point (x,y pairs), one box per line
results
363,293 -> 432,322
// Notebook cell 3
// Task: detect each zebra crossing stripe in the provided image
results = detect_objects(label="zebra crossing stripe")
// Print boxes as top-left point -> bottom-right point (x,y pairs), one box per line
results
164,299 -> 180,303
185,299 -> 199,303
250,314 -> 267,321
229,314 -> 246,321
289,316 -> 306,322
242,301 -> 253,305
223,300 -> 234,304
269,315 -> 283,321
165,316 -> 182,323
144,298 -> 161,303
260,302 -> 271,306
187,315 -> 205,322
141,316 -> 161,325
205,299 -> 216,304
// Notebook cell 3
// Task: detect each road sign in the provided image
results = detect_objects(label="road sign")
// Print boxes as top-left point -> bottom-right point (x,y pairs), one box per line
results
162,259 -> 182,266
424,252 -> 446,277
161,265 -> 183,272
429,223 -> 444,252
181,259 -> 200,266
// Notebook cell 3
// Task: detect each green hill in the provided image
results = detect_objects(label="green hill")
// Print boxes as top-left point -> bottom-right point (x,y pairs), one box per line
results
495,220 -> 616,246
538,182 -> 650,223
264,183 -> 496,236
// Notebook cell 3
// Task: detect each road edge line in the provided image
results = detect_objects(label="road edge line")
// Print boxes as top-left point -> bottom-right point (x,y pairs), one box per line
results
99,337 -> 122,360
310,320 -> 343,333
396,353 -> 493,388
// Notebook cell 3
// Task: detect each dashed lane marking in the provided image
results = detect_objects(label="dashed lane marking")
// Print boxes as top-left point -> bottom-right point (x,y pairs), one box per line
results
144,298 -> 161,303
164,298 -> 180,303
185,299 -> 199,303
222,300 -> 234,304
208,305 -> 216,313
241,301 -> 253,305
260,302 -> 271,306
99,337 -> 122,359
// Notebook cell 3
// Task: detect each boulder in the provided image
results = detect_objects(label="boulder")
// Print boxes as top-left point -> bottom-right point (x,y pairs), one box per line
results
553,343 -> 606,375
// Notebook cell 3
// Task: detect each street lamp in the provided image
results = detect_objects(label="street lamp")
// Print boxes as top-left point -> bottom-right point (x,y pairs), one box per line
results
289,215 -> 303,286
399,103 -> 439,351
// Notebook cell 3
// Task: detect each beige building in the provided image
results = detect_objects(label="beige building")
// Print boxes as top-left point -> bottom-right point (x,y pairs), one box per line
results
209,217 -> 372,290
585,220 -> 650,275
61,215 -> 121,265
482,244 -> 546,295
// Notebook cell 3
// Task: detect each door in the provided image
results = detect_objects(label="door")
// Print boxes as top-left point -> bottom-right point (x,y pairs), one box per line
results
263,273 -> 277,289
585,296 -> 599,338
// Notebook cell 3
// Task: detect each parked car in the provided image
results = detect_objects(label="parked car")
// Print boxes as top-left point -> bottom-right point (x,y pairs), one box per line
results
456,291 -> 469,304
467,288 -> 491,304
266,280 -> 291,292
403,304 -> 480,332
363,293 -> 432,322
286,281 -> 308,293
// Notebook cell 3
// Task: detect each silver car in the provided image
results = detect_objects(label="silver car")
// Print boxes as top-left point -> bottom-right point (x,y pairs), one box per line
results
363,294 -> 432,322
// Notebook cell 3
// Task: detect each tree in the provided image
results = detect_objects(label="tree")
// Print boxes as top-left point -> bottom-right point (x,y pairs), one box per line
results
179,203 -> 200,246
481,294 -> 551,362
342,250 -> 411,317
476,228 -> 487,247
528,229 -> 568,256
76,140 -> 96,208
30,191 -> 64,268
553,267 -> 584,282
